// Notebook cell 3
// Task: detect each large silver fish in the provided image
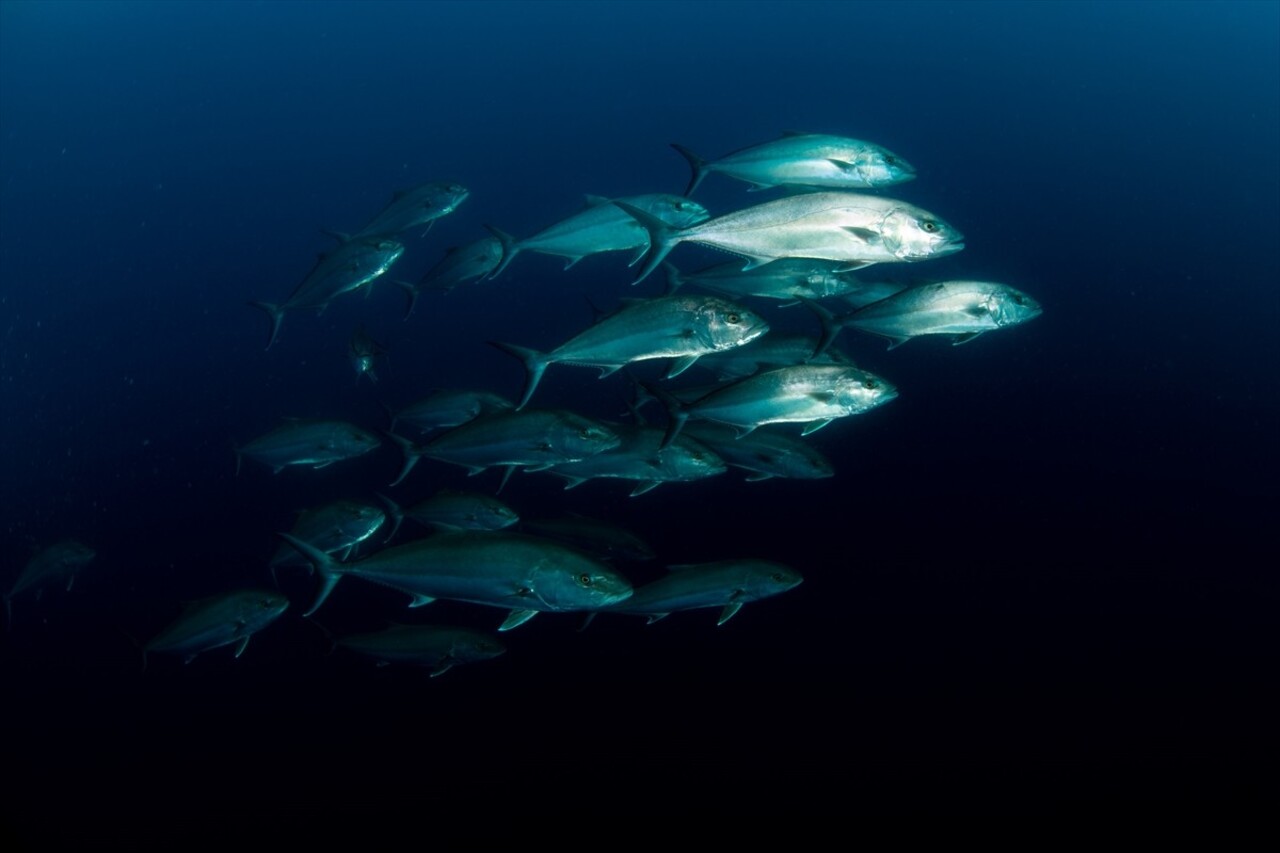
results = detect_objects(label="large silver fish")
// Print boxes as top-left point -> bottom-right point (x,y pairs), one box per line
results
812,279 -> 1044,352
485,193 -> 709,279
543,424 -> 726,497
236,419 -> 381,475
645,363 -> 898,447
5,540 -> 96,626
250,236 -> 404,349
682,423 -> 835,482
395,236 -> 503,318
280,530 -> 634,629
333,623 -> 506,677
617,192 -> 964,285
491,294 -> 770,409
671,132 -> 916,195
330,181 -> 470,241
144,589 -> 290,665
385,407 -> 620,488
598,559 -> 803,626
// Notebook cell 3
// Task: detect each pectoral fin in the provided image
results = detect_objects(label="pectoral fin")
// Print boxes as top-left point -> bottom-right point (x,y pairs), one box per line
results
233,635 -> 251,658
951,332 -> 984,345
666,355 -> 699,378
801,419 -> 834,436
716,602 -> 744,626
499,609 -> 538,632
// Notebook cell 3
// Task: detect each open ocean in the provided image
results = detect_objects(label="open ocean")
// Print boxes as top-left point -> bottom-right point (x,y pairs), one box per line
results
2,0 -> 1277,838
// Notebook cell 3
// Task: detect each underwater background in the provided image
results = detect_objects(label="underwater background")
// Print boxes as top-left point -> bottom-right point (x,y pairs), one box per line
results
1,0 -> 1276,835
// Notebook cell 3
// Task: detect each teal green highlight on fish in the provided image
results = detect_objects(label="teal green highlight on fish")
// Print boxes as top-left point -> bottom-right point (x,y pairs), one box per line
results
144,589 -> 290,666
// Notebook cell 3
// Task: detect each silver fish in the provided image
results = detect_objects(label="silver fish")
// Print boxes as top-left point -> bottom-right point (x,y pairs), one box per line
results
682,423 -> 835,482
236,419 -> 381,475
664,258 -> 869,303
395,236 -> 503,318
385,408 -> 620,489
144,589 -> 290,665
491,294 -> 770,409
672,132 -> 916,195
333,623 -> 506,677
485,193 -> 709,279
813,279 -> 1044,352
544,424 -> 726,497
645,363 -> 898,447
691,332 -> 854,380
386,389 -> 514,435
281,530 -> 634,629
330,181 -> 470,241
404,490 -> 520,532
617,192 -> 964,285
599,559 -> 803,626
250,236 -> 405,349
269,500 -> 388,573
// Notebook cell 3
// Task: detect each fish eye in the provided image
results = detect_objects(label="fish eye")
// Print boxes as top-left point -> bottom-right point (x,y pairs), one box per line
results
862,379 -> 879,389
726,313 -> 741,325
771,573 -> 786,582
922,220 -> 937,232
885,156 -> 897,165
1012,293 -> 1025,305
579,573 -> 594,586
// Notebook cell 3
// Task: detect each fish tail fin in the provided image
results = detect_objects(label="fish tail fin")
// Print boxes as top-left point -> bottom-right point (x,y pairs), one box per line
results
383,431 -> 425,488
488,341 -> 550,410
798,296 -> 845,360
661,261 -> 685,295
639,380 -> 690,449
392,279 -> 419,319
484,225 -> 520,280
612,201 -> 681,286
670,143 -> 709,197
375,492 -> 404,543
248,301 -> 285,350
278,533 -> 343,618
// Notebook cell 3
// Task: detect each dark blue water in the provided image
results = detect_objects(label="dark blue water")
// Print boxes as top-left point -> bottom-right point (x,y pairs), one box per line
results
2,0 -> 1276,835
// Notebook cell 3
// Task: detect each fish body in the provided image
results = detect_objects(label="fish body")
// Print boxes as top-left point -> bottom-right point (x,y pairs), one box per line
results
683,423 -> 835,481
544,424 -> 726,496
617,192 -> 963,284
492,294 -> 770,409
281,530 -> 634,626
664,258 -> 868,302
672,132 -> 916,195
486,193 -> 709,279
236,420 -> 381,475
388,389 -> 513,435
521,515 -> 656,562
251,236 -> 404,348
5,540 -> 96,623
405,490 -> 520,531
144,589 -> 290,664
334,623 -> 506,676
269,500 -> 387,570
833,279 -> 1043,349
348,326 -> 387,384
692,332 -> 853,380
343,182 -> 470,240
601,559 -> 803,626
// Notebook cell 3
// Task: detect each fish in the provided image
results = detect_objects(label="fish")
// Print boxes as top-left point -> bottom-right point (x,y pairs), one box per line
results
384,408 -> 620,489
543,423 -> 726,497
268,500 -> 388,575
490,294 -> 770,410
691,332 -> 855,380
5,540 -> 96,626
682,423 -> 835,482
348,325 -> 388,384
615,191 -> 964,285
485,193 -> 709,280
520,514 -> 656,562
395,236 -> 503,317
280,530 -> 634,629
250,236 -> 405,349
332,623 -> 506,677
143,589 -> 290,666
328,181 -> 470,241
809,279 -> 1044,352
597,559 -> 803,626
403,490 -> 520,532
671,132 -> 916,196
643,363 -> 898,447
384,389 -> 514,435
663,258 -> 870,303
235,419 -> 381,475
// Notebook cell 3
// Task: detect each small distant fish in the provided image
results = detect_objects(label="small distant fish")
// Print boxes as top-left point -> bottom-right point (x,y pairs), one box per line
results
384,389 -> 514,435
395,236 -> 503,317
490,294 -> 770,410
236,419 -> 381,475
5,540 -> 96,626
485,193 -> 709,280
250,236 -> 405,349
269,500 -> 388,574
333,623 -> 507,677
521,514 -> 656,562
348,325 -> 388,384
616,192 -> 964,285
543,423 -> 726,497
328,181 -> 470,242
143,589 -> 290,666
682,423 -> 835,482
404,490 -> 520,532
597,559 -> 803,626
808,280 -> 1043,353
671,132 -> 916,196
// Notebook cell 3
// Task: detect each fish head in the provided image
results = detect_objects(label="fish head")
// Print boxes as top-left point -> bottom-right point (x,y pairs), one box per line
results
56,541 -> 97,568
745,561 -> 805,598
990,285 -> 1044,327
556,415 -> 622,459
665,437 -> 728,478
364,238 -> 407,271
698,298 -> 771,352
551,560 -> 634,610
428,182 -> 470,216
236,589 -> 291,627
880,208 -> 964,260
483,502 -> 521,529
341,425 -> 382,454
856,148 -> 917,187
453,633 -> 507,662
342,502 -> 386,533
834,368 -> 899,413
632,194 -> 712,228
